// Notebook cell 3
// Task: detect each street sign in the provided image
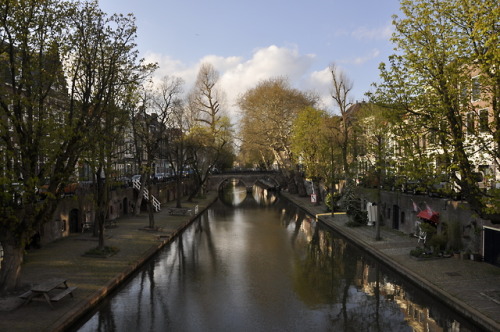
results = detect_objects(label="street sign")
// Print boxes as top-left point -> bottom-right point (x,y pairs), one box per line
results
311,194 -> 317,203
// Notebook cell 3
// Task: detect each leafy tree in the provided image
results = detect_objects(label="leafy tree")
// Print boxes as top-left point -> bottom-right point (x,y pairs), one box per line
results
0,0 -> 150,292
290,106 -> 335,201
356,103 -> 399,238
238,77 -> 316,192
0,0 -> 68,293
372,0 -> 500,221
65,1 -> 153,247
291,107 -> 329,178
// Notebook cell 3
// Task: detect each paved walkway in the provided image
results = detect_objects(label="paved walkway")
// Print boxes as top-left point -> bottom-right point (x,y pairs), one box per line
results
0,193 -> 218,332
0,190 -> 499,331
282,192 -> 500,332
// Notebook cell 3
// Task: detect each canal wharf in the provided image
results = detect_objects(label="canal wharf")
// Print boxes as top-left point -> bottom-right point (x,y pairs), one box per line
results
281,192 -> 500,332
0,190 -> 499,331
0,193 -> 218,332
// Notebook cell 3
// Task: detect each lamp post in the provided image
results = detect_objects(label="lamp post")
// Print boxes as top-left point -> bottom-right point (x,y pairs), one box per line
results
331,143 -> 335,218
375,134 -> 382,241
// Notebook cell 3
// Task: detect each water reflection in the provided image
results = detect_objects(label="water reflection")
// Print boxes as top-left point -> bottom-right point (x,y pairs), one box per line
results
219,179 -> 278,206
219,178 -> 247,206
281,207 -> 480,332
73,188 -> 482,332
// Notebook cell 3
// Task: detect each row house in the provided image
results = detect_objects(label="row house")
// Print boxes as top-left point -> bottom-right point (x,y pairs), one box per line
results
354,70 -> 500,266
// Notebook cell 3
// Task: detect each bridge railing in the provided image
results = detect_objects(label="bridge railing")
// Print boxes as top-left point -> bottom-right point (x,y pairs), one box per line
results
216,168 -> 280,175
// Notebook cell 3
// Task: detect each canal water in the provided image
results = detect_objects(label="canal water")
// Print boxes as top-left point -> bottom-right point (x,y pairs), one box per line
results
73,183 -> 481,332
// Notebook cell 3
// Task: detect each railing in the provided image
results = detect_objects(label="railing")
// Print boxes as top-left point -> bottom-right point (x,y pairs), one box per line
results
132,179 -> 161,212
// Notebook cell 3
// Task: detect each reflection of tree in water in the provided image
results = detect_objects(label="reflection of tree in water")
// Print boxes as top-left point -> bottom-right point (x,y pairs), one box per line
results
290,221 -> 411,331
291,221 -> 346,306
219,179 -> 247,206
252,185 -> 278,206
218,180 -> 279,207
96,300 -> 117,331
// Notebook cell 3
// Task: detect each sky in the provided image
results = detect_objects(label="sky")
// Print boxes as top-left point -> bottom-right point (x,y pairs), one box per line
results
98,0 -> 402,117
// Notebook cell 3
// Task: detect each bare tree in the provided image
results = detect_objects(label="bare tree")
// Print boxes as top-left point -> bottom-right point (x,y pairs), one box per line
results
188,63 -> 226,135
185,63 -> 235,200
330,63 -> 354,177
130,75 -> 183,228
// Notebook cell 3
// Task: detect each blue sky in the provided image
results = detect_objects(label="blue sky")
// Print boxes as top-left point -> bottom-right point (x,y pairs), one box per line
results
98,0 -> 402,116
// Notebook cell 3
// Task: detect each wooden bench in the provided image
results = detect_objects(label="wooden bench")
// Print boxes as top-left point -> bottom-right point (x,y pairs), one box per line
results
18,290 -> 33,300
166,207 -> 192,216
50,286 -> 77,302
19,278 -> 77,308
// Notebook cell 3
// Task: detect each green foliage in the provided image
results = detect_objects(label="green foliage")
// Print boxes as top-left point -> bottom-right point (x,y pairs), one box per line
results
325,192 -> 341,212
339,182 -> 367,225
84,246 -> 119,257
428,233 -> 447,253
291,111 -> 344,190
410,247 -> 425,258
0,0 -> 153,291
238,77 -> 316,170
371,0 -> 500,220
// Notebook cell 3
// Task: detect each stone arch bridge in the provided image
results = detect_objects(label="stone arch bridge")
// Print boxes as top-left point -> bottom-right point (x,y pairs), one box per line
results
206,171 -> 285,191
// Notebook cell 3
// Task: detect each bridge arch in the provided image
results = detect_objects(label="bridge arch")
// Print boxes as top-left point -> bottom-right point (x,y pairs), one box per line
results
207,171 -> 284,192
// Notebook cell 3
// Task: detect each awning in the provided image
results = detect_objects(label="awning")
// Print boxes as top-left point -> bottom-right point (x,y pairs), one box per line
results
417,209 -> 439,224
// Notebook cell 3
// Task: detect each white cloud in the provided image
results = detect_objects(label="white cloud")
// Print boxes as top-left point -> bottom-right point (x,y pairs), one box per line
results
146,45 -> 317,119
340,49 -> 381,66
351,24 -> 393,40
219,46 -> 315,110
304,67 -> 332,111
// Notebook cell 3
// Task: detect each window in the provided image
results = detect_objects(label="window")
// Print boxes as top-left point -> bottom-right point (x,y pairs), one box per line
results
428,130 -> 437,145
466,112 -> 475,134
472,76 -> 481,101
421,135 -> 426,149
479,109 -> 489,132
460,84 -> 468,103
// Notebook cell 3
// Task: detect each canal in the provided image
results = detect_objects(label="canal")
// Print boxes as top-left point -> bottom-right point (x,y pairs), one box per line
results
73,182 -> 481,331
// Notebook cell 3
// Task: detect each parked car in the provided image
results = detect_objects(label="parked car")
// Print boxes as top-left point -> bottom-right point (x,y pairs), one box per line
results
154,173 -> 166,182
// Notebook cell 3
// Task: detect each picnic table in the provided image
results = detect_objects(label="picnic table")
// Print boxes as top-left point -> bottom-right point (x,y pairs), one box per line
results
19,278 -> 77,309
166,207 -> 192,216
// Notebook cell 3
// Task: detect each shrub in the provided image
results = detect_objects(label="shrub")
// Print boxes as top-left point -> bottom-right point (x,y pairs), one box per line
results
410,247 -> 425,257
84,246 -> 119,257
428,233 -> 447,252
339,182 -> 367,226
325,192 -> 341,212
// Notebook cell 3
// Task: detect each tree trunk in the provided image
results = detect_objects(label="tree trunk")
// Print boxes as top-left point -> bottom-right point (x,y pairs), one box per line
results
134,173 -> 147,216
295,172 -> 307,197
0,239 -> 24,294
287,171 -> 298,194
175,176 -> 183,208
96,170 -> 107,250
